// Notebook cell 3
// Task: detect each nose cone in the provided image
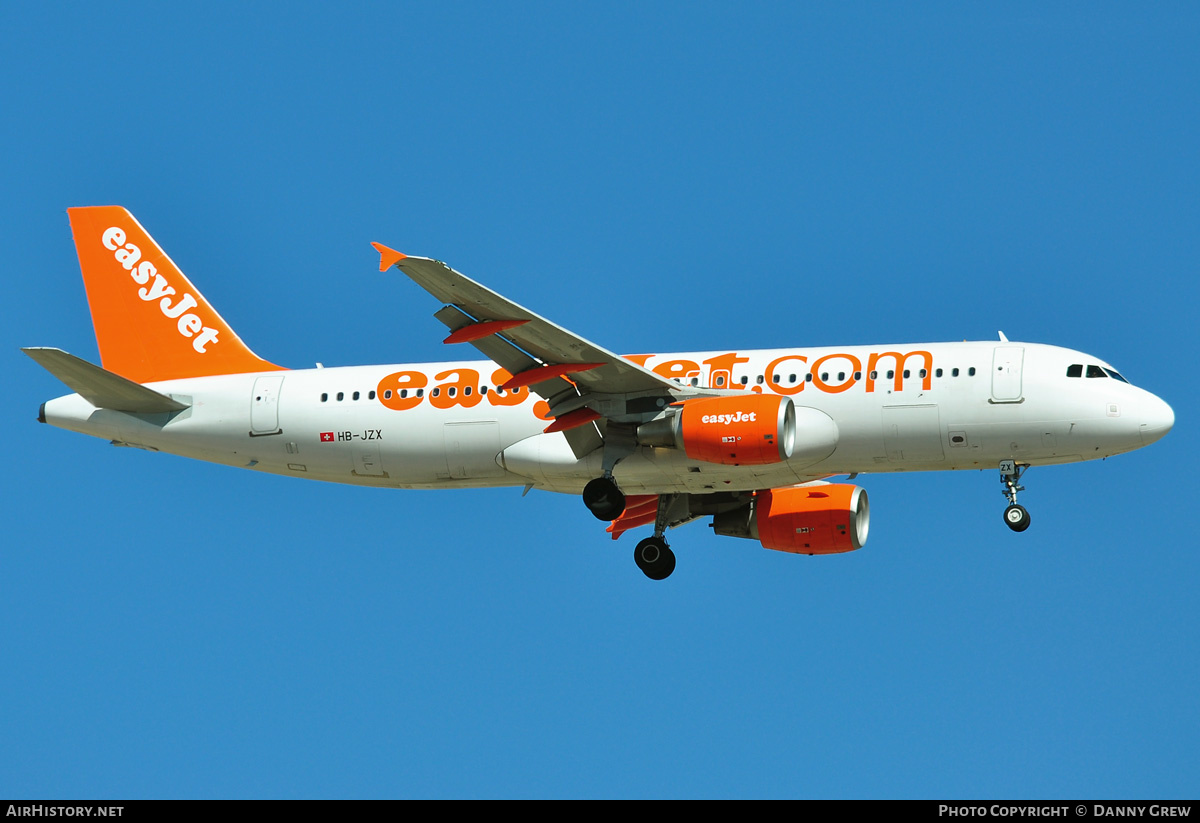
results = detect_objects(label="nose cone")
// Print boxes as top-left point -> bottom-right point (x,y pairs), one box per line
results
1140,394 -> 1175,446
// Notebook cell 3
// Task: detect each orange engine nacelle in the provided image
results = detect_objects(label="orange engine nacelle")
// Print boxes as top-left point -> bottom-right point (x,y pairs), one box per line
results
637,394 -> 796,466
752,484 -> 869,554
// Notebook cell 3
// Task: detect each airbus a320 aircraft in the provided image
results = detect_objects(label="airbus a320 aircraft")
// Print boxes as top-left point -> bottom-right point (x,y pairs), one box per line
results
27,207 -> 1174,579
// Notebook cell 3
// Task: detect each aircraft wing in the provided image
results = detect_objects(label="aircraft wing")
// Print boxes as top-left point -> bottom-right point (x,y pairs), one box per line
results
374,245 -> 708,458
375,246 -> 680,398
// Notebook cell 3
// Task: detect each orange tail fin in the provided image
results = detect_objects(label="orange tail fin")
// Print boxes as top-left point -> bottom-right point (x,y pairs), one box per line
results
67,207 -> 285,384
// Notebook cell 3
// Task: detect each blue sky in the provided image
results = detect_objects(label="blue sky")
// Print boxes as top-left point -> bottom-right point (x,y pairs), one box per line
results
3,3 -> 1197,798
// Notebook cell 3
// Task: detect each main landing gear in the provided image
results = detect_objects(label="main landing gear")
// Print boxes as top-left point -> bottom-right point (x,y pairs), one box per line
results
582,475 -> 680,580
634,536 -> 676,581
583,475 -> 625,521
999,459 -> 1031,532
631,493 -> 687,581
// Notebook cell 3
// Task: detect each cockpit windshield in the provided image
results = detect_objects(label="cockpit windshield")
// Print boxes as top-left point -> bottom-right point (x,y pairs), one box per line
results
1067,363 -> 1132,384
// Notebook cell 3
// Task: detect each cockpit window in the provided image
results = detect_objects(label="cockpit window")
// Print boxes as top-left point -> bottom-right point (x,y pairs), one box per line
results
1066,364 -> 1083,378
1103,367 -> 1129,384
1086,365 -> 1108,378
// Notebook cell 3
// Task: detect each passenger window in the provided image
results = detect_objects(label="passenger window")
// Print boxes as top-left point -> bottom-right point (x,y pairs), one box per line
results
321,393 -> 328,402
952,368 -> 960,377
1087,365 -> 1108,378
481,386 -> 489,394
368,390 -> 376,400
399,389 -> 406,398
416,389 -> 424,397
336,392 -> 344,401
887,370 -> 894,379
432,388 -> 441,397
968,367 -> 976,376
837,372 -> 845,381
919,369 -> 927,378
739,376 -> 748,385
715,375 -> 726,387
464,386 -> 473,396
903,370 -> 910,379
870,371 -> 877,380
820,372 -> 829,382
1067,364 -> 1083,378
935,368 -> 943,378
854,371 -> 861,381
788,374 -> 796,383
756,375 -> 764,385
805,373 -> 813,382
352,391 -> 360,401
384,390 -> 393,400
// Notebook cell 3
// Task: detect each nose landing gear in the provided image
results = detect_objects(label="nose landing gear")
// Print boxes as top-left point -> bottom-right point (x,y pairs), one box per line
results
1004,503 -> 1031,531
999,460 -> 1031,532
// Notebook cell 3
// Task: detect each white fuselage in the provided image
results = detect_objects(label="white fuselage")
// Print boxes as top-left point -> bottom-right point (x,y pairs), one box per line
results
41,341 -> 1174,494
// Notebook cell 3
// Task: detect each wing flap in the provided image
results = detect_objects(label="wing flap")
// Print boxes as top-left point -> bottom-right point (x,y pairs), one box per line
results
432,301 -> 604,459
561,420 -> 604,459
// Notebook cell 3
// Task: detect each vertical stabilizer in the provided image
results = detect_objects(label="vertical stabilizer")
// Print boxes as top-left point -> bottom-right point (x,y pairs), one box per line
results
66,206 -> 285,384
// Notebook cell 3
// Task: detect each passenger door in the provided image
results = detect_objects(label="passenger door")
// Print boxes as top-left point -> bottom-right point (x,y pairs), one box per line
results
991,347 -> 1024,403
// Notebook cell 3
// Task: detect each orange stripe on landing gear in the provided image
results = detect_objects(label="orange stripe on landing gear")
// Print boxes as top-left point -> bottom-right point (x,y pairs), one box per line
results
607,511 -> 658,539
606,495 -> 660,540
371,242 -> 407,272
443,319 -> 529,345
543,408 -> 601,433
500,362 -> 604,391
618,499 -> 659,520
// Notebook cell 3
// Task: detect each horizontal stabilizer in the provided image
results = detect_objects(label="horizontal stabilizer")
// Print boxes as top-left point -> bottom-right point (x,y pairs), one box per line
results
22,347 -> 189,413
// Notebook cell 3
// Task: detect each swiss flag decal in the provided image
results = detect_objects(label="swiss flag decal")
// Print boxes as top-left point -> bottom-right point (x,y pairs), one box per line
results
319,432 -> 335,442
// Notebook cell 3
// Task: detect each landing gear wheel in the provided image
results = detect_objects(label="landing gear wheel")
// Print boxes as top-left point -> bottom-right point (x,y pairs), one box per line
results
634,537 -> 676,580
1004,504 -> 1031,532
998,460 -> 1032,533
583,476 -> 625,521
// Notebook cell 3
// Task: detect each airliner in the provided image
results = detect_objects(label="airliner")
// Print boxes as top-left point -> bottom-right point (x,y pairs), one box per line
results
26,207 -> 1175,579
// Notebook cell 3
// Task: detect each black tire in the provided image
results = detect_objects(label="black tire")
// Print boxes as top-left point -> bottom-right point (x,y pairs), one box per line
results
583,476 -> 625,521
1004,504 -> 1031,532
635,537 -> 676,580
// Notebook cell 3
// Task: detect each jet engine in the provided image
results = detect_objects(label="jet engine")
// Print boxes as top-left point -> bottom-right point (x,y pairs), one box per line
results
636,394 -> 796,466
712,484 -> 869,554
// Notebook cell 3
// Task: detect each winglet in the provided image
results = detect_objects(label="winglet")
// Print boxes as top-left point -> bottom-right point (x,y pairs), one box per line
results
371,242 -> 407,272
